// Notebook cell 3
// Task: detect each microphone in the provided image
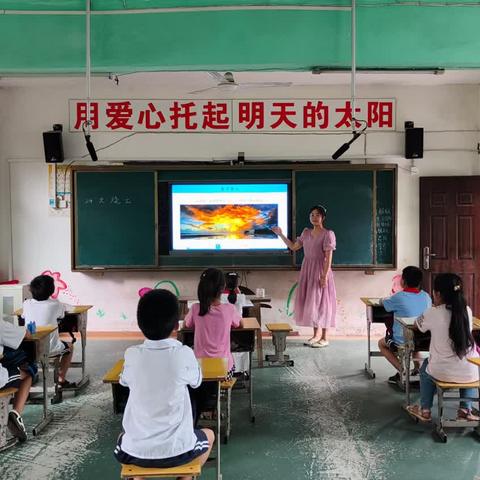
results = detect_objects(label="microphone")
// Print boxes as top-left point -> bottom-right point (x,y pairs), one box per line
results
84,134 -> 98,161
332,131 -> 362,160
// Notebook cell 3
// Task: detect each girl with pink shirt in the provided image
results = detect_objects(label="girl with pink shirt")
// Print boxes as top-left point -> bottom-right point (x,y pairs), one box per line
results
185,268 -> 241,379
185,268 -> 241,422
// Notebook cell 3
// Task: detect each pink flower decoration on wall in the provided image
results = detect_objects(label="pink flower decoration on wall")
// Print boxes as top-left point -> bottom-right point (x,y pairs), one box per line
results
41,270 -> 67,299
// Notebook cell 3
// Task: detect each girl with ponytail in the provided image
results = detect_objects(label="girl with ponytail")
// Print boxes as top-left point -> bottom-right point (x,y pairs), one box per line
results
185,268 -> 242,423
220,272 -> 253,375
407,273 -> 479,422
185,268 -> 241,379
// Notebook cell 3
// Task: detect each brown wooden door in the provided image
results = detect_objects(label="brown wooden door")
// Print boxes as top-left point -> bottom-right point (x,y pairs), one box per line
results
420,176 -> 480,315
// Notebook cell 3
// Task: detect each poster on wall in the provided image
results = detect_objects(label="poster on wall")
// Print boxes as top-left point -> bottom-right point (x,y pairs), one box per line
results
69,98 -> 395,133
48,165 -> 71,216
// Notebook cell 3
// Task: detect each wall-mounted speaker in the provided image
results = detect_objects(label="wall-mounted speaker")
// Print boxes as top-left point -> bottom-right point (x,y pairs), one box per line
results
43,130 -> 64,163
405,127 -> 424,159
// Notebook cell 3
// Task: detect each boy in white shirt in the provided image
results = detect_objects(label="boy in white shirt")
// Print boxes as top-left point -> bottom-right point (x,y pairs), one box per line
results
22,275 -> 75,388
114,289 -> 214,476
0,319 -> 35,441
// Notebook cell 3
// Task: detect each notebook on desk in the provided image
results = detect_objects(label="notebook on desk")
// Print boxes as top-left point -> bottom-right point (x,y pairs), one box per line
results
396,316 -> 419,327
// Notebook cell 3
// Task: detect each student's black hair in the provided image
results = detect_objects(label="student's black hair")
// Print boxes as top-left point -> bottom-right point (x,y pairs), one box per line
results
137,289 -> 179,340
198,268 -> 225,316
401,266 -> 423,288
434,273 -> 474,359
309,205 -> 327,219
225,272 -> 239,305
30,275 -> 55,301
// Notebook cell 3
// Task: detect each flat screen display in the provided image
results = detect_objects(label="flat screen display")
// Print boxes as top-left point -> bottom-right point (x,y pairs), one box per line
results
171,183 -> 289,251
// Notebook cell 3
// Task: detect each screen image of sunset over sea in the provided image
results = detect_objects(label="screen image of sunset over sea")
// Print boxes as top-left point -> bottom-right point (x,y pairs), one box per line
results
180,204 -> 278,240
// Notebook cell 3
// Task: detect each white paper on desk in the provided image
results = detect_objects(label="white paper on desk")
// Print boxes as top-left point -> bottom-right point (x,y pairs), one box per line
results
369,298 -> 381,306
187,300 -> 198,309
396,316 -> 419,326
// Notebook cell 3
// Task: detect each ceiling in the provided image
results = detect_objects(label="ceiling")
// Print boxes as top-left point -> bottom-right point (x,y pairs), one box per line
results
1,1 -> 480,74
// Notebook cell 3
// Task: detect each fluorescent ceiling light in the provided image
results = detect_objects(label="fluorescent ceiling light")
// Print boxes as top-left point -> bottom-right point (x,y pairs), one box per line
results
312,67 -> 445,75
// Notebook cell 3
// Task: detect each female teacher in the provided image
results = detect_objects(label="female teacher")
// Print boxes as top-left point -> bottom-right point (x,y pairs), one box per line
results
272,205 -> 337,348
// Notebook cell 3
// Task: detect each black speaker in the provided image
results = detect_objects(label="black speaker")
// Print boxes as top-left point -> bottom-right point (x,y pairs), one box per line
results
405,127 -> 423,159
43,130 -> 64,163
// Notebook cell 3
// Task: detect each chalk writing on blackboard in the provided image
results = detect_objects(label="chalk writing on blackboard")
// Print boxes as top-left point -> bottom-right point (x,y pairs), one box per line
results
84,196 -> 133,206
376,206 -> 392,262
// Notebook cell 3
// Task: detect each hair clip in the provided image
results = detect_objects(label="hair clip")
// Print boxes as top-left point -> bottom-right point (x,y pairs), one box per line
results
454,284 -> 461,291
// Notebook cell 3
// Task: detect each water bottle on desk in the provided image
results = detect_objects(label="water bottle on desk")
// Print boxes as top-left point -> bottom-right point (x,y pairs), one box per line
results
27,321 -> 36,334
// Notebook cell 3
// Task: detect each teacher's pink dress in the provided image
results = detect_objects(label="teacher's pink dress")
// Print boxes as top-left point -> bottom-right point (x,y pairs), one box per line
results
294,228 -> 337,328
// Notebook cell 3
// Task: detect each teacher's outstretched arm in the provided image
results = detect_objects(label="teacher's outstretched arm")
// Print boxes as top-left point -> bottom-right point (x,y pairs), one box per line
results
271,227 -> 302,251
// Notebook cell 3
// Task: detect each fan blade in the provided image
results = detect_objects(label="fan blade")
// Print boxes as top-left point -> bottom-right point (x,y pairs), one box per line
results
188,83 -> 238,95
208,71 -> 226,83
240,82 -> 293,88
188,85 -> 219,95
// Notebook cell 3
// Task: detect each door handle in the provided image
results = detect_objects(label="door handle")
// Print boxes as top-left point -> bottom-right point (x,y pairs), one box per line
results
423,246 -> 436,270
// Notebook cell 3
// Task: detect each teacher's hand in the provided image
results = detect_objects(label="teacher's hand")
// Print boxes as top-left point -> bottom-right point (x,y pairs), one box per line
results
320,275 -> 328,288
271,226 -> 282,235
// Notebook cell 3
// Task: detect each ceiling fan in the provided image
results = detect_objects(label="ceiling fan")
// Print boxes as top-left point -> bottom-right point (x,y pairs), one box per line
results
189,71 -> 292,95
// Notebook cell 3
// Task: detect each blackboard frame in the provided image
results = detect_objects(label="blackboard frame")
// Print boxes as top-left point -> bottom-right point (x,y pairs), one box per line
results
71,163 -> 397,272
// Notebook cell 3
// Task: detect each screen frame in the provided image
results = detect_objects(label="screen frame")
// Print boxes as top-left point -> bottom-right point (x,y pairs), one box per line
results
168,179 -> 291,255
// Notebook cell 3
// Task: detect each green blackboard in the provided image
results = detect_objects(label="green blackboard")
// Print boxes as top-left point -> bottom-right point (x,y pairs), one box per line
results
74,171 -> 156,268
294,170 -> 374,266
72,165 -> 396,270
376,170 -> 395,265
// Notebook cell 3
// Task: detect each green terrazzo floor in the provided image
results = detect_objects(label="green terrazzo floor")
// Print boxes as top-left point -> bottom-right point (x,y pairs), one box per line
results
1,338 -> 479,480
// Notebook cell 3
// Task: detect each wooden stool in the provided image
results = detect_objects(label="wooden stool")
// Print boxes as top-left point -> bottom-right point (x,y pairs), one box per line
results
120,457 -> 201,478
220,377 -> 236,444
103,359 -> 128,414
0,387 -> 19,452
432,379 -> 480,443
265,323 -> 294,367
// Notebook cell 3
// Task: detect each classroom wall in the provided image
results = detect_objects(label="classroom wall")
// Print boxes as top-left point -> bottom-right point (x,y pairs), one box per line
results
0,88 -> 12,281
2,80 -> 480,333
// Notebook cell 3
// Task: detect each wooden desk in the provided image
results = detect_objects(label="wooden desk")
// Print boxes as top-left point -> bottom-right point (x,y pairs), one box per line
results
178,296 -> 271,368
23,326 -> 56,436
177,317 -> 260,422
398,317 -> 480,405
103,356 -> 227,480
468,357 -> 480,367
360,297 -> 394,379
16,305 -> 92,392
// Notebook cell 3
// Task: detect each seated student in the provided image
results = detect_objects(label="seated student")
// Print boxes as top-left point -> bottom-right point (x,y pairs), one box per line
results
407,273 -> 479,422
22,275 -> 75,388
0,319 -> 36,442
378,266 -> 432,384
114,289 -> 214,477
185,268 -> 241,380
220,272 -> 251,375
220,272 -> 251,316
185,268 -> 241,418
